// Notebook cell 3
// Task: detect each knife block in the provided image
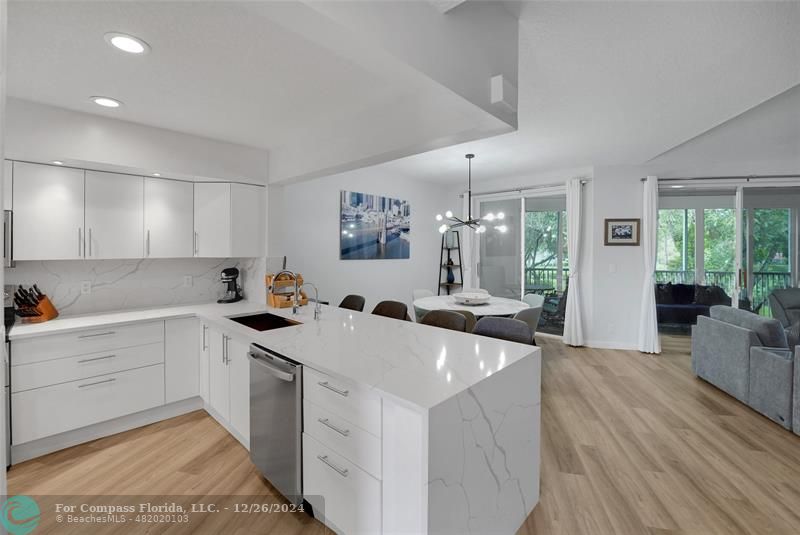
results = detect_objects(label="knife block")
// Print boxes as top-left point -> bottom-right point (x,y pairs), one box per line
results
22,296 -> 59,324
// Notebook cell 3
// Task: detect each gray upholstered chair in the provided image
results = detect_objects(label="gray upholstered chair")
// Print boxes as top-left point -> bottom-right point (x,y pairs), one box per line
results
768,288 -> 800,328
420,310 -> 467,332
514,307 -> 542,345
472,317 -> 532,345
692,305 -> 795,431
453,310 -> 477,333
339,294 -> 365,312
412,289 -> 434,322
372,300 -> 411,321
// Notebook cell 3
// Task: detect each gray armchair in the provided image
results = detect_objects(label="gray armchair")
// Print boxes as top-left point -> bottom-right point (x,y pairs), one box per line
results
692,305 -> 796,431
768,288 -> 800,328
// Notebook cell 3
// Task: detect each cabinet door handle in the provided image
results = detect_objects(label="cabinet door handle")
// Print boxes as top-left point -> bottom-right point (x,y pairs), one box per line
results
78,227 -> 82,257
318,418 -> 350,437
78,378 -> 116,389
194,231 -> 199,256
78,354 -> 115,363
88,228 -> 93,257
202,325 -> 208,351
317,455 -> 349,478
146,229 -> 151,257
78,331 -> 116,339
317,381 -> 349,397
222,335 -> 228,364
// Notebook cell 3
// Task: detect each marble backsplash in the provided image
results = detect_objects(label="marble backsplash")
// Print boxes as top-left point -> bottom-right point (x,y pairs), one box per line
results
6,257 -> 269,317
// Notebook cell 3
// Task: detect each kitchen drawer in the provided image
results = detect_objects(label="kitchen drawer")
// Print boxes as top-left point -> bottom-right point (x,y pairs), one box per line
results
12,342 -> 164,393
304,399 -> 381,479
304,367 -> 381,438
12,321 -> 165,366
303,433 -> 381,535
12,364 -> 165,444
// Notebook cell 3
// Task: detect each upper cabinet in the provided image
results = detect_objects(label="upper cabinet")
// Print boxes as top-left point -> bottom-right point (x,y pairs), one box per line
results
85,171 -> 144,259
10,161 -> 264,261
13,162 -> 85,260
194,182 -> 264,258
145,178 -> 194,258
4,160 -> 12,211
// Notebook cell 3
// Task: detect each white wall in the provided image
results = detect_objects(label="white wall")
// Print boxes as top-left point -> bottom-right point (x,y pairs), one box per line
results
268,166 -> 454,313
6,98 -> 269,183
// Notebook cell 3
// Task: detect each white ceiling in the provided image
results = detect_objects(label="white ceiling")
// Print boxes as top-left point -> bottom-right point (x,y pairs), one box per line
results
6,1 -> 417,150
379,1 -> 800,183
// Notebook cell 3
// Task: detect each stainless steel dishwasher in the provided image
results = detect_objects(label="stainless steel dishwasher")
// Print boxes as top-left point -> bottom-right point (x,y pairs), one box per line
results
249,343 -> 302,503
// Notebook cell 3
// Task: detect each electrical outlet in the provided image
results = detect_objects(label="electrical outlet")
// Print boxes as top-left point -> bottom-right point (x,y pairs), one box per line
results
183,275 -> 193,288
80,281 -> 92,295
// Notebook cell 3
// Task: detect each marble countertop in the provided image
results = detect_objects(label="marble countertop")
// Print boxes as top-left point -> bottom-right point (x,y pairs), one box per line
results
9,301 -> 540,410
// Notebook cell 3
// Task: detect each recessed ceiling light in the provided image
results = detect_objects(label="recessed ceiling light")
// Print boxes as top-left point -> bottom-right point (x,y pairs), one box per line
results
152,173 -> 161,177
90,96 -> 122,108
51,160 -> 64,166
104,32 -> 150,54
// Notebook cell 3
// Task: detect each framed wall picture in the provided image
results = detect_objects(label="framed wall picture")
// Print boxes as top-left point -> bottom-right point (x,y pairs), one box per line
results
340,190 -> 411,259
604,218 -> 640,246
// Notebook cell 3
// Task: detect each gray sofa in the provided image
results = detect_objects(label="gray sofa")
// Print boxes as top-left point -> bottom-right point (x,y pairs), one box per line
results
692,305 -> 798,432
768,288 -> 800,328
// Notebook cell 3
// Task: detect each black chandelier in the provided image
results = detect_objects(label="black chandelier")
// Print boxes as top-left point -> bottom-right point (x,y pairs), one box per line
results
436,154 -> 507,234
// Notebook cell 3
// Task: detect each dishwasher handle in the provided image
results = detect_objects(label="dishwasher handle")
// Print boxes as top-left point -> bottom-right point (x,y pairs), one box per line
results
248,352 -> 296,382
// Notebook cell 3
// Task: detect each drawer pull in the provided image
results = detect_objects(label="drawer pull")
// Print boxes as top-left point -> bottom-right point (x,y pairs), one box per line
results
317,455 -> 349,478
77,378 -> 116,389
77,354 -> 116,364
318,418 -> 350,437
78,331 -> 116,339
317,381 -> 349,397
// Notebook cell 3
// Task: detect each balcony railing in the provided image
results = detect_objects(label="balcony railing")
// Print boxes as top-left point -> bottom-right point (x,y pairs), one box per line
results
655,270 -> 792,317
524,267 -> 569,293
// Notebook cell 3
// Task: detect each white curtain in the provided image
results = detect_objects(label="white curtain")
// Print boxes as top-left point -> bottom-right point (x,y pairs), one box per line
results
563,178 -> 584,346
637,176 -> 661,354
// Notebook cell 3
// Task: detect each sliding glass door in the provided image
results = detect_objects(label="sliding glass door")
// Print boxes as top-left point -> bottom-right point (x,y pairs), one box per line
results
477,198 -> 521,298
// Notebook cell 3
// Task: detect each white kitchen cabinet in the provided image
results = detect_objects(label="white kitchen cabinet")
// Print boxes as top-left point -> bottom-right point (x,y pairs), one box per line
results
13,162 -> 85,260
144,178 -> 194,258
207,325 -> 230,421
4,160 -> 12,210
194,182 -> 264,258
85,171 -> 143,259
199,322 -> 211,402
165,318 -> 200,404
227,335 -> 250,442
230,183 -> 265,258
194,183 -> 230,258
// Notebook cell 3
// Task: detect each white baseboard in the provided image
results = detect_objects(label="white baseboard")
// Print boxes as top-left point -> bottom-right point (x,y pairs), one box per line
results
11,397 -> 203,464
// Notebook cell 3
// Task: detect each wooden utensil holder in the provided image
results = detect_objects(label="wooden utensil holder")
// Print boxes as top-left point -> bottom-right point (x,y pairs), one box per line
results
22,296 -> 59,323
266,273 -> 309,309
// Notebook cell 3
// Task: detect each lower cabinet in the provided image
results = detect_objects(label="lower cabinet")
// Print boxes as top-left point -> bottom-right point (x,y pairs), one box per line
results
13,364 -> 165,444
303,433 -> 381,535
165,318 -> 200,403
203,324 -> 250,448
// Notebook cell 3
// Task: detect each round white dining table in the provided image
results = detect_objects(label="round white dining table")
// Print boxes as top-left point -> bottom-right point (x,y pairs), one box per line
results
412,295 -> 529,317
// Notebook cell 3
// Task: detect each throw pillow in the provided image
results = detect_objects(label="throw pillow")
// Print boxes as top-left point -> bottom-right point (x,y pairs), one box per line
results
655,283 -> 674,304
695,285 -> 715,305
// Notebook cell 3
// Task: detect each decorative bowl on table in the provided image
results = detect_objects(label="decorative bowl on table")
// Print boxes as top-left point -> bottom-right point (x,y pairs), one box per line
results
453,292 -> 491,306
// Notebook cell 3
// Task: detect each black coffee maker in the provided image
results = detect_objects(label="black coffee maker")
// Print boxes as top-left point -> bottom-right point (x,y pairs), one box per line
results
218,268 -> 243,303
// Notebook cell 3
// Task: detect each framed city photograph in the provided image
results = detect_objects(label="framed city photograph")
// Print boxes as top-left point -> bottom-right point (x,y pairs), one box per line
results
604,218 -> 640,246
340,190 -> 411,259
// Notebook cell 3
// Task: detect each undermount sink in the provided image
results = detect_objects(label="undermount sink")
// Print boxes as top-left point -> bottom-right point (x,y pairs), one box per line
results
227,312 -> 302,332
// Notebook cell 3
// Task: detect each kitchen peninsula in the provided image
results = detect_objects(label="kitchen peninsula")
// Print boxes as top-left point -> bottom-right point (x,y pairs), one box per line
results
8,301 -> 540,534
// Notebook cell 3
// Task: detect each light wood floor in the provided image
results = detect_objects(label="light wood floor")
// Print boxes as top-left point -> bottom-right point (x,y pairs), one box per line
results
9,335 -> 800,534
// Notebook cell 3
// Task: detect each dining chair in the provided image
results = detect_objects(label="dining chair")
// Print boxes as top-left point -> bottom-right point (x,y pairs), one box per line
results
472,317 -> 533,345
412,289 -> 435,322
452,309 -> 477,333
523,293 -> 545,308
420,310 -> 467,332
339,294 -> 366,312
372,300 -> 411,321
514,307 -> 542,345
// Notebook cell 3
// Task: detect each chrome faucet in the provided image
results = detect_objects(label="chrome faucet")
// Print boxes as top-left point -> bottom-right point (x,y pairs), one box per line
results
274,269 -> 300,314
301,283 -> 322,320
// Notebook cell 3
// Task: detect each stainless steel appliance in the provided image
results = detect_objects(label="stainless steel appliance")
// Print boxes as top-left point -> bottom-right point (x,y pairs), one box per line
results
217,267 -> 243,303
3,210 -> 13,268
249,344 -> 302,503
